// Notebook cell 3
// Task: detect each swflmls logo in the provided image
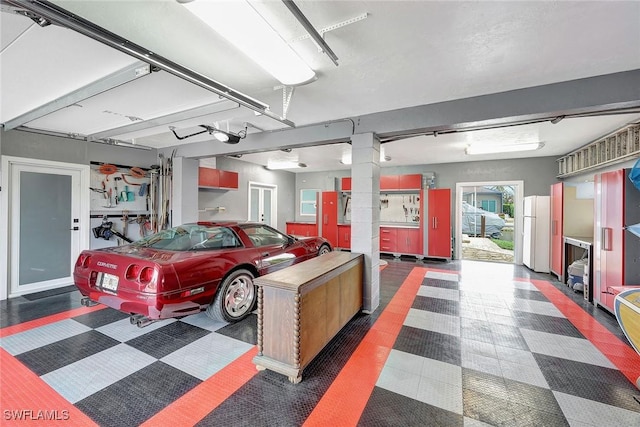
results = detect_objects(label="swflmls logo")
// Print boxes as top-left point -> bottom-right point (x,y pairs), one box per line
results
97,261 -> 118,269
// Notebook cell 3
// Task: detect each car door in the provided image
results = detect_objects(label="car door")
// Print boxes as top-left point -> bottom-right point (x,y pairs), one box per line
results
240,224 -> 308,274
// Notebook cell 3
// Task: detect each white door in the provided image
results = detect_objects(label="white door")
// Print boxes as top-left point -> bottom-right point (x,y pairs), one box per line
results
248,182 -> 277,228
3,157 -> 90,298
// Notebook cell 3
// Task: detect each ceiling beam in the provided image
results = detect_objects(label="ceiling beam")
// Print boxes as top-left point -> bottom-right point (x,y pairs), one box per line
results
3,0 -> 295,127
88,99 -> 241,140
2,61 -> 150,130
159,69 -> 640,158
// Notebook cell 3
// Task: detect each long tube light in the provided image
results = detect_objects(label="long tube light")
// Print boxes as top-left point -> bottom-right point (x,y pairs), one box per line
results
180,0 -> 316,86
465,142 -> 544,155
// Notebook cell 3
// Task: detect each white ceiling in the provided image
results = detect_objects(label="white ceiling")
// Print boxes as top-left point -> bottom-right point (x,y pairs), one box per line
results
1,0 -> 640,172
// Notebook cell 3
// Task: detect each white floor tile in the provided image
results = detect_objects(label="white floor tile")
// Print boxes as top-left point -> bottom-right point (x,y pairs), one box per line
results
510,299 -> 565,318
464,417 -> 496,427
404,310 -> 460,337
384,349 -> 424,376
417,285 -> 460,302
520,329 -> 616,368
0,319 -> 91,355
498,359 -> 549,388
376,365 -> 421,400
161,333 -> 253,380
41,343 -> 156,403
416,376 -> 463,414
96,317 -> 176,342
425,271 -> 459,282
461,339 -> 497,359
554,391 -> 640,427
462,351 -> 502,377
179,312 -> 228,332
421,357 -> 462,386
494,344 -> 538,367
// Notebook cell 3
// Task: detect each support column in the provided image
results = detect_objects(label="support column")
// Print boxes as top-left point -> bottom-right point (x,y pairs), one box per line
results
350,133 -> 380,314
171,157 -> 199,226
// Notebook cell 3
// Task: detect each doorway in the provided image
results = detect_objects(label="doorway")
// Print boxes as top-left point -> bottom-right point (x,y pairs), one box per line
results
1,156 -> 90,299
455,180 -> 523,265
248,182 -> 277,228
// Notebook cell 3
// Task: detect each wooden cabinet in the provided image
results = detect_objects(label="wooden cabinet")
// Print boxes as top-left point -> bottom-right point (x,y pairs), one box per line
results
253,252 -> 363,383
594,169 -> 640,312
425,188 -> 451,259
198,167 -> 238,190
286,222 -> 318,237
337,225 -> 351,249
550,182 -> 563,279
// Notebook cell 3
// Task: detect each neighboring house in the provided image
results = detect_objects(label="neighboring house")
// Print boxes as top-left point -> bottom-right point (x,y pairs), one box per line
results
462,187 -> 503,214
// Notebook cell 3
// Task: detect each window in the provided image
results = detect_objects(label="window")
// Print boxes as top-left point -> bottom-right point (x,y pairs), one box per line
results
481,199 -> 497,213
300,189 -> 319,216
240,224 -> 289,247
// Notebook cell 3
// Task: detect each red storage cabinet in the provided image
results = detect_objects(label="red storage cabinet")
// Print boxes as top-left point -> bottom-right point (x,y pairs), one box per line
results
426,188 -> 451,258
397,228 -> 421,254
380,175 -> 399,190
286,222 -> 317,237
594,169 -> 640,312
398,174 -> 422,190
318,191 -> 339,248
341,177 -> 352,191
380,227 -> 397,252
338,225 -> 351,249
198,167 -> 238,190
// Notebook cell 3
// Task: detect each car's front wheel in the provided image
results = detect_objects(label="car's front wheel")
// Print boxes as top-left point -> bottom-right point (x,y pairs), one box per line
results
206,269 -> 256,323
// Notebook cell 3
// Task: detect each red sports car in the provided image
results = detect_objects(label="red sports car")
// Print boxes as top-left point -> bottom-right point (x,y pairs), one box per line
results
74,221 -> 331,326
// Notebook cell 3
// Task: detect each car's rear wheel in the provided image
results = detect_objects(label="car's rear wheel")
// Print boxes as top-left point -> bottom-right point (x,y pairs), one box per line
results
206,269 -> 256,323
318,244 -> 331,256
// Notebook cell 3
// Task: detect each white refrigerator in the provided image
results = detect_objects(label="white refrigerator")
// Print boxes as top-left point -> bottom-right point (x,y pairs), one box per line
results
523,195 -> 551,273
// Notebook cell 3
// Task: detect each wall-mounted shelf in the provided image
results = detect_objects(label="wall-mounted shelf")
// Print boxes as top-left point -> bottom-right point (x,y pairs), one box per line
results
198,206 -> 226,213
557,123 -> 640,178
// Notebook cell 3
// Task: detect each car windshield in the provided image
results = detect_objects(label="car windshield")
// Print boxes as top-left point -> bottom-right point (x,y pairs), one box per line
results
133,224 -> 241,251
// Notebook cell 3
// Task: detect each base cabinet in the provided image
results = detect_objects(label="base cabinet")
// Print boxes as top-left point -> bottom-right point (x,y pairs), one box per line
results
253,252 -> 363,383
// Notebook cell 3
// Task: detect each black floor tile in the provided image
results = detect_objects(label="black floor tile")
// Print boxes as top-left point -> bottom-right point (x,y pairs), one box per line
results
76,362 -> 201,427
394,326 -> 461,365
0,290 -> 83,328
423,277 -> 460,290
534,354 -> 640,412
359,387 -> 464,427
216,313 -> 257,344
513,312 -> 583,338
22,285 -> 77,301
72,307 -> 129,328
490,323 -> 530,351
15,330 -> 119,376
511,288 -> 548,301
412,295 -> 460,316
125,321 -> 211,359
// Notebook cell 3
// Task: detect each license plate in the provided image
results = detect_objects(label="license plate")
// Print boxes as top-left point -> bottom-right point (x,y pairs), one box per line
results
99,272 -> 119,292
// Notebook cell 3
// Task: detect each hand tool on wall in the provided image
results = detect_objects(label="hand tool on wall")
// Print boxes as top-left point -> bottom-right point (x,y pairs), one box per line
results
114,177 -> 122,204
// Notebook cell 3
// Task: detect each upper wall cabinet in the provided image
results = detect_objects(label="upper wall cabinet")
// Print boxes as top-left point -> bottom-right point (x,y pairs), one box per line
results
341,174 -> 422,191
198,167 -> 239,190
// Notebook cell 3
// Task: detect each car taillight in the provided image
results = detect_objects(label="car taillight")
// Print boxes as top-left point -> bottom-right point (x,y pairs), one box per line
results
76,254 -> 92,268
125,264 -> 141,281
139,267 -> 156,285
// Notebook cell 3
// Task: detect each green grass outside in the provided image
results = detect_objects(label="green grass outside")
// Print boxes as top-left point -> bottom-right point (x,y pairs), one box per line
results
491,238 -> 514,251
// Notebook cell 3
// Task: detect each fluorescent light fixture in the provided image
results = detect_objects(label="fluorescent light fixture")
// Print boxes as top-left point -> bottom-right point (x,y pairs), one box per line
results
340,153 -> 391,165
266,161 -> 307,170
180,0 -> 315,86
465,142 -> 544,155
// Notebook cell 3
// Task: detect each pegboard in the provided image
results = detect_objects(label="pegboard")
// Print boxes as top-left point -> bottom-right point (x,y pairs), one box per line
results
90,164 -> 151,214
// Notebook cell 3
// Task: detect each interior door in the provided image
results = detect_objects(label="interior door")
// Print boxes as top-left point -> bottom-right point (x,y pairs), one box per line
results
7,159 -> 88,297
248,182 -> 277,228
